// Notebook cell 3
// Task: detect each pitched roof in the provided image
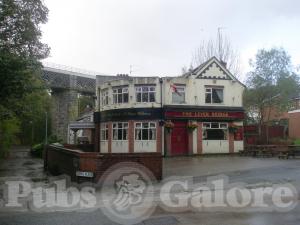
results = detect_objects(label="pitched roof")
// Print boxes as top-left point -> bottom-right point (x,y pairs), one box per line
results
183,56 -> 245,87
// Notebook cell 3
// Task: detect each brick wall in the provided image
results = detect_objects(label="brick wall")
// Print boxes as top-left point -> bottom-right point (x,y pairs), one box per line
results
197,122 -> 203,154
289,112 -> 300,139
45,145 -> 163,183
229,122 -> 234,153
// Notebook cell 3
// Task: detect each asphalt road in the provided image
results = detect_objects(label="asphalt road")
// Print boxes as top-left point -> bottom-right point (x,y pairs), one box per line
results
1,146 -> 300,225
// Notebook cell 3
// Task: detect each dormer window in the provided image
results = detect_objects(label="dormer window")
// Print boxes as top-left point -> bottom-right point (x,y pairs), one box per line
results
113,86 -> 129,104
205,86 -> 224,104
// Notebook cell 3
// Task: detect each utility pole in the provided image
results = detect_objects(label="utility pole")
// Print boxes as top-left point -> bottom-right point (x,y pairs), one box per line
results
45,111 -> 48,145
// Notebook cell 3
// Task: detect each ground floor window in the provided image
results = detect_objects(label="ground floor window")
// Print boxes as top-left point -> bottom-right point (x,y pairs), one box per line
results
135,122 -> 156,140
113,122 -> 128,140
101,123 -> 108,141
203,122 -> 228,140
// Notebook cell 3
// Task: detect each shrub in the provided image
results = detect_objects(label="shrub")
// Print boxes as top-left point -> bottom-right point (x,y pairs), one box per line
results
31,143 -> 44,158
293,139 -> 300,145
0,117 -> 20,158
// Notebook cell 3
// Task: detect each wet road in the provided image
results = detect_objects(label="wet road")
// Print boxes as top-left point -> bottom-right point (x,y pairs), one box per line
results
1,147 -> 300,225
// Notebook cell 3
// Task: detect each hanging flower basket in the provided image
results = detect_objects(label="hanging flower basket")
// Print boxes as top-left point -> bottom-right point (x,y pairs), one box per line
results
164,120 -> 174,132
187,121 -> 198,131
228,125 -> 238,133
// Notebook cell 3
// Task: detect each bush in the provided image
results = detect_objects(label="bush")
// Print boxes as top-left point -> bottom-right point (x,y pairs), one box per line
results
293,139 -> 300,145
31,143 -> 44,158
0,116 -> 20,158
30,135 -> 63,158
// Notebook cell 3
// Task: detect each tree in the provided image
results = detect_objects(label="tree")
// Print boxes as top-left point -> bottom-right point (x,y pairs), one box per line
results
244,47 -> 300,143
0,0 -> 50,155
191,29 -> 240,77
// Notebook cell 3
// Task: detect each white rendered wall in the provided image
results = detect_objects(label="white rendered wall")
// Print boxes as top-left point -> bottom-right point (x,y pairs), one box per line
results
100,141 -> 108,153
134,141 -> 156,152
193,128 -> 198,154
111,141 -> 128,153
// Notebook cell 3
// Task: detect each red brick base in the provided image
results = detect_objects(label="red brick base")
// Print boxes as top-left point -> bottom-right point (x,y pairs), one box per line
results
45,145 -> 162,183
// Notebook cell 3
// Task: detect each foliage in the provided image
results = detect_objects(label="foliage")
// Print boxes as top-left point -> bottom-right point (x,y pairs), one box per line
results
0,113 -> 19,158
30,135 -> 63,158
244,47 -> 300,126
17,75 -> 51,144
228,125 -> 238,133
293,139 -> 300,146
0,0 -> 50,156
0,0 -> 50,58
78,95 -> 94,115
30,142 -> 43,158
164,120 -> 174,132
187,121 -> 198,131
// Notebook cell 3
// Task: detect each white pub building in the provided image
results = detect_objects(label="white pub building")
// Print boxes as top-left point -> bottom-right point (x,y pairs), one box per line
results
93,57 -> 245,156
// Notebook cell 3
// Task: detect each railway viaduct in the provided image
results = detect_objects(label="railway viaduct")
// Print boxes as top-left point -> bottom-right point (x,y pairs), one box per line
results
41,65 -> 114,142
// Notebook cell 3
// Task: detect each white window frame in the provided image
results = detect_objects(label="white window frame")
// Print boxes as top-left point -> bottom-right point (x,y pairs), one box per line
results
113,87 -> 129,104
100,123 -> 108,141
203,122 -> 228,129
202,122 -> 228,140
135,86 -> 156,103
135,122 -> 156,140
112,122 -> 128,140
205,86 -> 224,104
101,89 -> 109,106
172,85 -> 186,104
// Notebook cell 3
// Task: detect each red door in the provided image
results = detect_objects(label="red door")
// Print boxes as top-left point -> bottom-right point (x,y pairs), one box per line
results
171,121 -> 188,155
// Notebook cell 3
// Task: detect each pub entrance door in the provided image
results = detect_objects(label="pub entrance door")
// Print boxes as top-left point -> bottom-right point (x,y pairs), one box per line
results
171,121 -> 188,155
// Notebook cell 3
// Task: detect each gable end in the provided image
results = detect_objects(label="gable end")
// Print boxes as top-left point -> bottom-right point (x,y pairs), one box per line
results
196,61 -> 232,80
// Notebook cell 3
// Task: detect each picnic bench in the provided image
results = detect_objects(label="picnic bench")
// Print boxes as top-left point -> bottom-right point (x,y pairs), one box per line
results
278,145 -> 300,159
240,145 -> 277,158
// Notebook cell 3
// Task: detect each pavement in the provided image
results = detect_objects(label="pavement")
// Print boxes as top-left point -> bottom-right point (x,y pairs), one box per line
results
1,146 -> 300,225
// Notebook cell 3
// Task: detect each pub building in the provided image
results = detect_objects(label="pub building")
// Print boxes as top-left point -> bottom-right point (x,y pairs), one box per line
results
93,57 -> 245,156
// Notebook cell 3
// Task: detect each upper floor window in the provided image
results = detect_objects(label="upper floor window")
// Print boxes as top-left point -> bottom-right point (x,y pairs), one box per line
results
135,122 -> 156,140
101,89 -> 109,105
172,84 -> 185,104
136,86 -> 156,103
101,123 -> 108,141
113,87 -> 128,104
205,86 -> 223,104
112,122 -> 128,140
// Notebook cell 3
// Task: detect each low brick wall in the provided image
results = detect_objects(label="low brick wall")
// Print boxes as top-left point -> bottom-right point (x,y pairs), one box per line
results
44,145 -> 162,183
63,144 -> 95,152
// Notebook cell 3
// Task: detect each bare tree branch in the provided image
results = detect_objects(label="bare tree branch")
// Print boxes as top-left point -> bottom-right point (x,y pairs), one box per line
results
191,30 -> 241,78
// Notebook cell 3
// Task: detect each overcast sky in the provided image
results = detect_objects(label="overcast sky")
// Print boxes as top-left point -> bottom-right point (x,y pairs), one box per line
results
41,0 -> 300,80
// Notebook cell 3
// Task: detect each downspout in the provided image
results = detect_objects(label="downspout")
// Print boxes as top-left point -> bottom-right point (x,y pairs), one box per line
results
159,78 -> 165,156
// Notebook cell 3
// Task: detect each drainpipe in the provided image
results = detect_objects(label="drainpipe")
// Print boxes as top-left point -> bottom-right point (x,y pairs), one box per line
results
159,78 -> 166,156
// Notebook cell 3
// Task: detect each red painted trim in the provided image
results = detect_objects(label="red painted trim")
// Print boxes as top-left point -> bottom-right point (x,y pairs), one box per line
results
197,122 -> 203,154
128,120 -> 134,153
156,123 -> 162,153
165,111 -> 244,119
229,122 -> 234,153
188,131 -> 193,155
